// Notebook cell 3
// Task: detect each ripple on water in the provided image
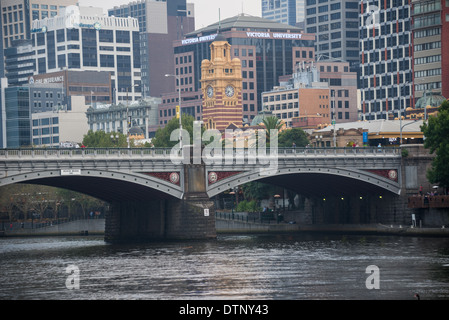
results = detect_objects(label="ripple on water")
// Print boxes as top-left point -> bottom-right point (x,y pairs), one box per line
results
1,235 -> 449,299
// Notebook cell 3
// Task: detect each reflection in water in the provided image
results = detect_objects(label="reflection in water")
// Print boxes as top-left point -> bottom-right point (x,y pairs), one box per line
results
1,234 -> 449,300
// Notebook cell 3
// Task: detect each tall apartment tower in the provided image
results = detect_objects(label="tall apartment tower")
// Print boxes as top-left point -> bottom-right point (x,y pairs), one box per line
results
262,0 -> 305,26
4,39 -> 35,86
0,0 -> 77,90
1,0 -> 78,48
411,0 -> 449,103
108,0 -> 195,98
31,6 -> 142,103
304,0 -> 360,70
359,0 -> 413,120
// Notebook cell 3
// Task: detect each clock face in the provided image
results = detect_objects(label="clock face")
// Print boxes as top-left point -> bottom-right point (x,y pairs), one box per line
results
207,86 -> 214,98
225,85 -> 235,97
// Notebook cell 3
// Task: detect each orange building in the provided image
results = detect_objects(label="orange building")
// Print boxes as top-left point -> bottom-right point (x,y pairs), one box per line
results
201,34 -> 243,132
262,85 -> 331,128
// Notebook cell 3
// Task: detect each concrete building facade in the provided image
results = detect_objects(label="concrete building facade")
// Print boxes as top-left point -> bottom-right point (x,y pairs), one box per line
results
86,97 -> 161,140
304,0 -> 360,73
411,0 -> 449,103
262,0 -> 305,27
108,0 -> 195,98
31,5 -> 141,103
359,0 -> 413,120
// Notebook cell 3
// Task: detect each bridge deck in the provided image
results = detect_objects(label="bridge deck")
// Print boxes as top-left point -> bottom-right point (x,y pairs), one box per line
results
0,147 -> 401,160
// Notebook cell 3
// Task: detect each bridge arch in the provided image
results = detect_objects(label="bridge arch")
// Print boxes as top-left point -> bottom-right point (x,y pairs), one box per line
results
206,166 -> 401,198
0,169 -> 184,202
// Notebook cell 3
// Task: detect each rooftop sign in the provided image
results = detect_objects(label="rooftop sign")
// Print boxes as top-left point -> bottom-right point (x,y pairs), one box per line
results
181,31 -> 303,45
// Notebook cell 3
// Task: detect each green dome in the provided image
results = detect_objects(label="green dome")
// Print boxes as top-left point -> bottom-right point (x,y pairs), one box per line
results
251,110 -> 273,126
415,92 -> 446,109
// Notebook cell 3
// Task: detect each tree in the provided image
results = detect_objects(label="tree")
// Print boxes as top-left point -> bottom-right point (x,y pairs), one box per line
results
421,100 -> 449,189
82,130 -> 130,148
152,114 -> 206,148
241,181 -> 278,201
278,127 -> 309,148
262,116 -> 284,142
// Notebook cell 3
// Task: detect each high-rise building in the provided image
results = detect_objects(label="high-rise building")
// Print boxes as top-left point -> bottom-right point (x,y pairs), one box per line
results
0,1 -> 78,108
359,0 -> 413,120
0,0 -> 78,48
2,86 -> 31,147
411,0 -> 449,103
4,39 -> 35,86
31,5 -> 142,103
0,10 -> 4,79
166,14 -> 315,124
304,0 -> 360,71
0,17 -> 5,147
262,0 -> 304,27
108,0 -> 195,98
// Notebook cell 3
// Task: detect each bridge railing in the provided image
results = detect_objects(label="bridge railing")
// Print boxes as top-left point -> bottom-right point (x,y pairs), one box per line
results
0,147 -> 400,159
277,147 -> 401,156
0,148 -> 178,159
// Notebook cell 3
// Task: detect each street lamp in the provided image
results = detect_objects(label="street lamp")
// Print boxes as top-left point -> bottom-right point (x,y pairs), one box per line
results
165,74 -> 182,151
331,89 -> 336,147
110,134 -> 119,147
126,84 -> 139,148
400,119 -> 418,145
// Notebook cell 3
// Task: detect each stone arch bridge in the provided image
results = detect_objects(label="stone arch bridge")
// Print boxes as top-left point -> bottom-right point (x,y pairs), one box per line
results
0,146 -> 422,242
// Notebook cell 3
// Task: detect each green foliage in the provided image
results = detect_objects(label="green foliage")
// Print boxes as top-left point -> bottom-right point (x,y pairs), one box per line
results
262,116 -> 284,132
401,148 -> 409,157
241,181 -> 278,201
421,100 -> 449,188
278,127 -> 309,148
152,114 -> 206,148
236,200 -> 261,213
82,131 -> 129,148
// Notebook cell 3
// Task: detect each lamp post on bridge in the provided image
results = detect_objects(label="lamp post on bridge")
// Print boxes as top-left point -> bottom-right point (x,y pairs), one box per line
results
126,84 -> 139,149
110,134 -> 119,147
165,74 -> 182,152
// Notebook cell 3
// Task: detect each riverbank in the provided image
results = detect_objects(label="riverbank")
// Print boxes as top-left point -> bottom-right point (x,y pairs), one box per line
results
0,219 -> 105,237
1,218 -> 448,238
215,218 -> 449,237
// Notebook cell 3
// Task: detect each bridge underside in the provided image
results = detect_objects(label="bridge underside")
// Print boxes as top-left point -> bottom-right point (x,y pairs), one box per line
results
23,176 -> 173,203
257,173 -> 391,197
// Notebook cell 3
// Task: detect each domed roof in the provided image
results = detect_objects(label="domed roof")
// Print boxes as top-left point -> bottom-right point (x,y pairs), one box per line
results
251,110 -> 273,126
415,92 -> 446,109
129,126 -> 144,135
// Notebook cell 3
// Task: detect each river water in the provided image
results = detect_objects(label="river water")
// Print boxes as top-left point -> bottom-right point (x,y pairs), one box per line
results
1,233 -> 449,300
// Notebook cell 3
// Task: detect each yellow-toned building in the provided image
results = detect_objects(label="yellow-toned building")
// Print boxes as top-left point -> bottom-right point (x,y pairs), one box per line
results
201,33 -> 243,132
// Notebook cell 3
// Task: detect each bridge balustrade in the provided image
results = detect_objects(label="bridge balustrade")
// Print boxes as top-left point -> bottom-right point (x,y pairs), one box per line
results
278,147 -> 400,156
0,148 -> 178,159
0,147 -> 400,161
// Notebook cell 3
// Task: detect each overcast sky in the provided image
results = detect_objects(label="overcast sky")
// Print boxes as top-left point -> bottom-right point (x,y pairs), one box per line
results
77,0 -> 262,30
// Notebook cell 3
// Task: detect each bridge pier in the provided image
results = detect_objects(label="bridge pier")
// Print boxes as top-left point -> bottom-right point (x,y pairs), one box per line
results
104,161 -> 216,243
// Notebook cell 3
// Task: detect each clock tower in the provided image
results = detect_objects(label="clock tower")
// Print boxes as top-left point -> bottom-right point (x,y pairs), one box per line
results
201,33 -> 243,131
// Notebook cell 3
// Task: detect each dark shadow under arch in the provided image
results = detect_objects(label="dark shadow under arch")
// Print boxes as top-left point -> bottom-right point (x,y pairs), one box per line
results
16,176 -> 176,203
